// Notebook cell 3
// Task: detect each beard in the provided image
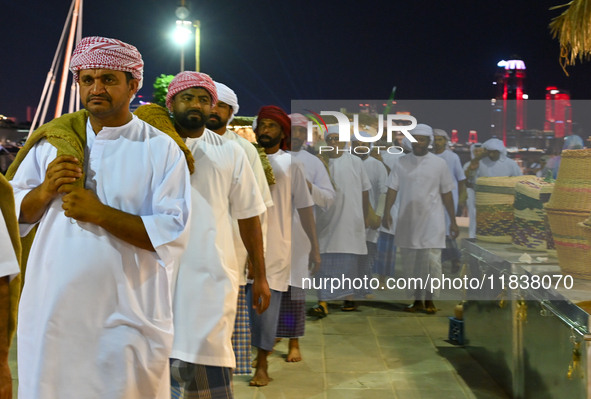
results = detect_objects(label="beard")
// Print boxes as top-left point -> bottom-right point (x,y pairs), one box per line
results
174,109 -> 207,130
206,114 -> 227,131
257,133 -> 283,149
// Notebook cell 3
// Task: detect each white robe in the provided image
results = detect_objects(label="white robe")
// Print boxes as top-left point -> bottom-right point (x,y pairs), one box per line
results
362,156 -> 388,243
289,149 -> 335,210
221,129 -> 272,285
388,152 -> 455,249
265,150 -> 314,291
435,150 -> 466,235
11,116 -> 191,399
463,161 -> 478,239
472,156 -> 523,180
378,156 -> 401,236
317,153 -> 372,255
171,129 -> 266,368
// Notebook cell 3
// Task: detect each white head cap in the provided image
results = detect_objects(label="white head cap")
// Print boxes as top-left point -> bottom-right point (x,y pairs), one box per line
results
214,81 -> 239,124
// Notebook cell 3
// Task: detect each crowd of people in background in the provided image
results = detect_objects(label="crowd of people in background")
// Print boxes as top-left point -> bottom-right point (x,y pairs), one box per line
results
0,34 -> 588,399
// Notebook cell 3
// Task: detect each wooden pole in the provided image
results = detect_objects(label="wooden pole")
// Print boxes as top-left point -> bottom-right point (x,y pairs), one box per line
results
55,0 -> 80,118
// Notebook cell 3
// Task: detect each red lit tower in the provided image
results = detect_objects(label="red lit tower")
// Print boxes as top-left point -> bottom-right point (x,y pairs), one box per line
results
544,87 -> 571,138
492,59 -> 527,145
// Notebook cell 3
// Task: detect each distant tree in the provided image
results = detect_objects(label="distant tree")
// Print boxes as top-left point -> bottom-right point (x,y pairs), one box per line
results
152,74 -> 175,108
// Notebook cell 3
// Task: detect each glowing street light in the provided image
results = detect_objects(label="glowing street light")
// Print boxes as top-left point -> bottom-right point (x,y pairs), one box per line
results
174,19 -> 192,72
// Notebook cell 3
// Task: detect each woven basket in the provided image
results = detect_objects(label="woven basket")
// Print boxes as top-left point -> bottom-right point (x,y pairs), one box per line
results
545,149 -> 591,212
512,179 -> 554,251
546,208 -> 591,279
578,211 -> 591,255
476,176 -> 537,243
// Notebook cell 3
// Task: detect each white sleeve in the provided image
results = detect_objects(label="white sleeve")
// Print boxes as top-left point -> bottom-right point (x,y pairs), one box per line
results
386,164 -> 399,192
440,163 -> 456,194
141,143 -> 191,267
9,140 -> 57,236
359,159 -> 372,192
228,144 -> 267,220
0,207 -> 20,281
377,162 -> 388,194
309,157 -> 335,210
453,154 -> 466,181
292,162 -> 314,210
247,145 -> 274,209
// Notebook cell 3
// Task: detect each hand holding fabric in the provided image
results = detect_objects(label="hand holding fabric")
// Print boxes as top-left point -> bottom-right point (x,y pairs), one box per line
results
59,185 -> 104,224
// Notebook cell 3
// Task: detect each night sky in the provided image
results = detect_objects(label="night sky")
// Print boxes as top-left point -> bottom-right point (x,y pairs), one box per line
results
3,0 -> 591,125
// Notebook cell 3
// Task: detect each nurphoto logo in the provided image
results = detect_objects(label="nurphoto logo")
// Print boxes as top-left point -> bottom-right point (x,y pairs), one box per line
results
304,110 -> 418,154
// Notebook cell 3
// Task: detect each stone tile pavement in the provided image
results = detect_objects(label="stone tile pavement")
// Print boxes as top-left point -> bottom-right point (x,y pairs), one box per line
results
233,299 -> 511,399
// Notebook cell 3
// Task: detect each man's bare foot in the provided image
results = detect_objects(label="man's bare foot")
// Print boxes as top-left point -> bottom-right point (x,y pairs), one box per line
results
250,349 -> 272,386
249,368 -> 273,386
286,339 -> 302,362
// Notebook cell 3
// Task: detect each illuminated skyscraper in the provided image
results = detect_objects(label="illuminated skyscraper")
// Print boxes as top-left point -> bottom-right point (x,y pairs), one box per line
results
544,86 -> 571,138
492,59 -> 527,145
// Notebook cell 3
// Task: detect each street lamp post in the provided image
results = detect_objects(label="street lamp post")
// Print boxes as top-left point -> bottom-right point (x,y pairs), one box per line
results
174,19 -> 192,72
175,5 -> 191,72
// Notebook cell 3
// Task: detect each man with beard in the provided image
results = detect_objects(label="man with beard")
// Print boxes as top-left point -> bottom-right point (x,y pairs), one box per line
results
311,126 -> 371,316
267,113 -> 335,363
206,81 -> 273,376
350,133 -> 388,298
9,36 -> 192,398
250,106 -> 320,386
382,124 -> 458,314
432,129 -> 466,274
166,72 -> 270,398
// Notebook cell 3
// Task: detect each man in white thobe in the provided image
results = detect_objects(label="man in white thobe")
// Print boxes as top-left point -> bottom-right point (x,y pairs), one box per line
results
467,138 -> 523,181
462,143 -> 483,238
206,81 -> 273,376
10,36 -> 191,398
249,105 -> 320,386
351,133 -> 388,298
165,72 -> 270,398
312,126 -> 371,315
432,129 -> 466,273
383,124 -> 458,314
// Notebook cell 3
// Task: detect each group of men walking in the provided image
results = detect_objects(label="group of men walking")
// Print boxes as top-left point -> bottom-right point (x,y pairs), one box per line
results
0,34 -> 527,399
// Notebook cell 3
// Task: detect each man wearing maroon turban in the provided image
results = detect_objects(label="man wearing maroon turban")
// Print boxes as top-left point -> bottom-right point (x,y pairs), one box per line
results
9,36 -> 192,398
248,106 -> 320,386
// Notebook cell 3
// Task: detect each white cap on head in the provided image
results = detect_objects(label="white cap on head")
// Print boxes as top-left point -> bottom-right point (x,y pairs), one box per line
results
325,125 -> 340,140
409,123 -> 434,144
432,129 -> 450,140
483,138 -> 507,158
214,81 -> 239,124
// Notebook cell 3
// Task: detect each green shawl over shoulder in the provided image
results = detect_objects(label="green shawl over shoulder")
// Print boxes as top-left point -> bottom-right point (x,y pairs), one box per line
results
0,173 -> 21,345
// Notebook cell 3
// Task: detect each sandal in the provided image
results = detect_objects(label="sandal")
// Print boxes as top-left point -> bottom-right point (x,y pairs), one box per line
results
308,304 -> 328,318
341,300 -> 356,312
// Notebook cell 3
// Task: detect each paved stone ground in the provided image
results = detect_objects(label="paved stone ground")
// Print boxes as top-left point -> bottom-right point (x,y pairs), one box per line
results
233,298 -> 511,399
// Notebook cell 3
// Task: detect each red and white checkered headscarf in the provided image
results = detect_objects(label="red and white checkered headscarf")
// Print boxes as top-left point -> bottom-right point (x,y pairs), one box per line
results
166,71 -> 218,111
289,113 -> 309,128
69,36 -> 144,90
